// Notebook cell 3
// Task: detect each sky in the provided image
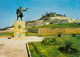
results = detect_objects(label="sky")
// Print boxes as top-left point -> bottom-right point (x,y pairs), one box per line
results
0,0 -> 80,28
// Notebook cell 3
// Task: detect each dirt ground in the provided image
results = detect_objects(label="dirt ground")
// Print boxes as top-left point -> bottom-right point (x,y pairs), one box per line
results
0,36 -> 43,57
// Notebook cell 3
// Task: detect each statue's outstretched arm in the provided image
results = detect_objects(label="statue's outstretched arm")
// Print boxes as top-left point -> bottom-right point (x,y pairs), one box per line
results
22,8 -> 28,11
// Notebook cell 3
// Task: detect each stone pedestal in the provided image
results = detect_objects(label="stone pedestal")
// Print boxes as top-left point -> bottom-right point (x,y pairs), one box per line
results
14,20 -> 25,39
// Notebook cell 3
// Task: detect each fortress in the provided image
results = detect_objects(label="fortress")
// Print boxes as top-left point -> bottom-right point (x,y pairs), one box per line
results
25,12 -> 77,28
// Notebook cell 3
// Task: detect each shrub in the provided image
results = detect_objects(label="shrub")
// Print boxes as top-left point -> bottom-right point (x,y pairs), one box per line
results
64,41 -> 73,52
51,38 -> 56,42
41,38 -> 49,45
59,40 -> 79,54
54,41 -> 62,45
76,36 -> 80,39
72,34 -> 76,37
41,38 -> 56,45
58,34 -> 62,37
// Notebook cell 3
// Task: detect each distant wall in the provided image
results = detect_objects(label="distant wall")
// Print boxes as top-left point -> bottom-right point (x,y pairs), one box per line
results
65,28 -> 80,34
38,28 -> 80,35
27,29 -> 39,33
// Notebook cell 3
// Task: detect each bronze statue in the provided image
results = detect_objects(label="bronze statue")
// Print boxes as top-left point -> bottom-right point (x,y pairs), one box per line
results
16,6 -> 28,21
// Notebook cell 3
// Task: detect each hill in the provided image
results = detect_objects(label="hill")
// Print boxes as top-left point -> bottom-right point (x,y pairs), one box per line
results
25,12 -> 77,28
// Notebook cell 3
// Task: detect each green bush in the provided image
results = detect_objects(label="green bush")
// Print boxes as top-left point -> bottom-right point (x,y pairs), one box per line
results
72,34 -> 76,37
41,38 -> 49,45
41,38 -> 56,45
58,34 -> 62,37
51,38 -> 56,42
54,41 -> 62,45
64,41 -> 73,52
59,40 -> 79,54
77,37 -> 80,39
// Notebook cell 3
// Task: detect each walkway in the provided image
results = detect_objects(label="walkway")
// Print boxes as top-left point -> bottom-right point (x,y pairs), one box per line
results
0,36 -> 43,57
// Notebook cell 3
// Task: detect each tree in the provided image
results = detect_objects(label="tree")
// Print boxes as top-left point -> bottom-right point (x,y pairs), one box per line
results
64,14 -> 66,17
46,12 -> 48,15
65,41 -> 73,51
42,14 -> 44,17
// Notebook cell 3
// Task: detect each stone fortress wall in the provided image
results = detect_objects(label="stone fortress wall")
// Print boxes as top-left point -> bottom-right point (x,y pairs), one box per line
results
38,27 -> 80,35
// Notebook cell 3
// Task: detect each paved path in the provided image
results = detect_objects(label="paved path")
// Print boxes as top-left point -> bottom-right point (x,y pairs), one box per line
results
0,36 -> 43,57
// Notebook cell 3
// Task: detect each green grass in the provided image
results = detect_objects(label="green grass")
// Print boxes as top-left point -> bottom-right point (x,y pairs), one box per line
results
26,23 -> 80,29
25,32 -> 39,36
25,32 -> 80,37
28,37 -> 80,57
25,32 -> 58,37
0,32 -> 13,37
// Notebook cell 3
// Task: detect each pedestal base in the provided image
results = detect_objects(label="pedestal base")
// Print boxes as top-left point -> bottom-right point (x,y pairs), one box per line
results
14,20 -> 25,39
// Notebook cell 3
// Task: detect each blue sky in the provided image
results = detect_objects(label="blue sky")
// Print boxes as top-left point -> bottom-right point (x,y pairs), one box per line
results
0,0 -> 80,28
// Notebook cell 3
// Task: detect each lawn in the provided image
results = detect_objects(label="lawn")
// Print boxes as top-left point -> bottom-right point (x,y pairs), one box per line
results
0,32 -> 13,37
28,37 -> 80,57
25,32 -> 58,37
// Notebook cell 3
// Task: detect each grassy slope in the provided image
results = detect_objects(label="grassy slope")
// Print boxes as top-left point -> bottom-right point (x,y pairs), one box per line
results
28,37 -> 80,57
26,23 -> 80,29
0,32 -> 13,37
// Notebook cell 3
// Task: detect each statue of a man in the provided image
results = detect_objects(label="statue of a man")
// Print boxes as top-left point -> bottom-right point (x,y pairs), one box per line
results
16,6 -> 28,21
